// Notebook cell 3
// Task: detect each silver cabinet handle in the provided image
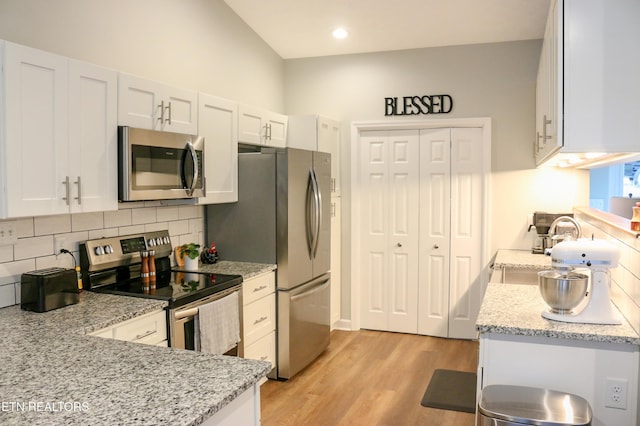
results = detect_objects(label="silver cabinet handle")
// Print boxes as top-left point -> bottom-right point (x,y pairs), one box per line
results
158,100 -> 165,123
62,176 -> 70,205
253,285 -> 268,293
542,114 -> 552,141
253,316 -> 268,325
165,101 -> 172,124
74,176 -> 82,205
134,329 -> 157,341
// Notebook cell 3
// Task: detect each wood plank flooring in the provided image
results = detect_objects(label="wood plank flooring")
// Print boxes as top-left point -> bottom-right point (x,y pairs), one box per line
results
261,329 -> 479,426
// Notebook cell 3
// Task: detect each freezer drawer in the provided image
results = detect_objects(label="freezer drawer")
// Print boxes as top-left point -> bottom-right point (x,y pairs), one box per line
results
277,273 -> 330,379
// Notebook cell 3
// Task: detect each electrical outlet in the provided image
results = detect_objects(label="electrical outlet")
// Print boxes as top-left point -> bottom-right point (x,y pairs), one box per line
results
0,221 -> 17,246
605,378 -> 628,410
54,234 -> 76,254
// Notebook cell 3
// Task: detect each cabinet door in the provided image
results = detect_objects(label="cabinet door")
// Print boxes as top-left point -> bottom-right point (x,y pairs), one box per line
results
265,111 -> 287,148
118,73 -> 197,134
3,42 -> 70,218
197,94 -> 238,204
68,60 -> 118,213
330,197 -> 341,328
238,104 -> 266,145
118,73 -> 164,130
317,117 -> 341,196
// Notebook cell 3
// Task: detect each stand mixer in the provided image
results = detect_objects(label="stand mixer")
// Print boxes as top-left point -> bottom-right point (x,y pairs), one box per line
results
539,238 -> 622,325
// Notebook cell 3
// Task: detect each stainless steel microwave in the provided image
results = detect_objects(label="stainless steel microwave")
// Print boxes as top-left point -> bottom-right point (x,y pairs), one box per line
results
118,126 -> 205,201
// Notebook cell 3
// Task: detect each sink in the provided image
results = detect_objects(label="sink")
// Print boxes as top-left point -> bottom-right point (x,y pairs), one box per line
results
492,266 -> 547,285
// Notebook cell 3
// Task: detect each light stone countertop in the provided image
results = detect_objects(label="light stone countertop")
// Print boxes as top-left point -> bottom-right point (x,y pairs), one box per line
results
194,260 -> 276,279
0,290 -> 270,425
478,249 -> 640,346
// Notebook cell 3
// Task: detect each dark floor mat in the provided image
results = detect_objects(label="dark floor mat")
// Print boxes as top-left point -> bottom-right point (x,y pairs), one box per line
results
420,369 -> 476,413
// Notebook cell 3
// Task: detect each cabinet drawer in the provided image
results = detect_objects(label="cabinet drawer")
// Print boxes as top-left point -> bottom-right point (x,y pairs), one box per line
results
243,294 -> 275,345
91,310 -> 167,346
242,271 -> 275,305
244,330 -> 275,368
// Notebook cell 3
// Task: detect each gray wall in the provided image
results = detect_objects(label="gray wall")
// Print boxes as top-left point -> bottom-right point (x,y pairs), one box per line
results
0,0 -> 285,112
283,41 -> 589,320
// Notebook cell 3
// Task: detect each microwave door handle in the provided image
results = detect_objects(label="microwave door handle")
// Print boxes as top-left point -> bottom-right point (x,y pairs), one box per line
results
184,141 -> 199,196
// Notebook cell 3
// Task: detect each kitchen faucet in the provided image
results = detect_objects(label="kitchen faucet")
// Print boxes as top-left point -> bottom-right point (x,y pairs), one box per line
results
546,216 -> 582,253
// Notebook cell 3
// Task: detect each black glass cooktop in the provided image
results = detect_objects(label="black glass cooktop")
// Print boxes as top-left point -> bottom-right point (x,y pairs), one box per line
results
91,269 -> 242,308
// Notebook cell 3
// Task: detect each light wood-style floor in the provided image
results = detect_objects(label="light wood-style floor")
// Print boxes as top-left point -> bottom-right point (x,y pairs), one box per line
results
261,329 -> 479,426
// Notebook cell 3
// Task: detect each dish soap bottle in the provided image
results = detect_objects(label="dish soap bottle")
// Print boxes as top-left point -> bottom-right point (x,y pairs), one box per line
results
631,202 -> 640,231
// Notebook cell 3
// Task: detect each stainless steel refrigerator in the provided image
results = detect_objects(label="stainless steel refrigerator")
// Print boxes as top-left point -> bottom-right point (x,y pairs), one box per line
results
206,147 -> 331,379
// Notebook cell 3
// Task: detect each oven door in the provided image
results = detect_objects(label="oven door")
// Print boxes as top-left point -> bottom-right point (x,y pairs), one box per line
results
119,126 -> 205,201
170,285 -> 243,356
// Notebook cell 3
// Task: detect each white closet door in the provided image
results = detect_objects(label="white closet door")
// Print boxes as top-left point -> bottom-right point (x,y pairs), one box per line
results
418,128 -> 451,337
448,127 -> 484,339
360,130 -> 419,333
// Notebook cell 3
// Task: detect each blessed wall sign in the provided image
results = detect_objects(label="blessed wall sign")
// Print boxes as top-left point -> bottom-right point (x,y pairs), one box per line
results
384,95 -> 453,116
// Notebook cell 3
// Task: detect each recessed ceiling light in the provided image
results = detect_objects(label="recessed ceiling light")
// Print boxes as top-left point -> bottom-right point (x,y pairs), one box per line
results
332,28 -> 349,39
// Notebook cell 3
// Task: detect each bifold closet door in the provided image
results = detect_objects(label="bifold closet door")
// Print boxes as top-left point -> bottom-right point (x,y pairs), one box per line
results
359,130 -> 419,333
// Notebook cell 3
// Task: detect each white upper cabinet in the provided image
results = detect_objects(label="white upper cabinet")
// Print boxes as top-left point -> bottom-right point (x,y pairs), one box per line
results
238,104 -> 287,148
118,72 -> 198,134
288,115 -> 341,196
535,0 -> 640,166
197,93 -> 238,204
0,41 -> 117,218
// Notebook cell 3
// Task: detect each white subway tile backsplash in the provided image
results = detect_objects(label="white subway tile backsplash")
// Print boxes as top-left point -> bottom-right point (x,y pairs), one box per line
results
168,220 -> 190,236
0,258 -> 36,286
72,212 -> 105,231
35,214 -> 71,236
14,235 -> 54,260
14,217 -> 34,238
156,206 -> 180,222
145,222 -> 169,232
132,207 -> 157,225
104,209 -> 132,228
0,205 -> 205,307
178,205 -> 202,220
119,225 -> 146,235
0,283 -> 16,308
0,245 -> 13,263
88,228 -> 119,239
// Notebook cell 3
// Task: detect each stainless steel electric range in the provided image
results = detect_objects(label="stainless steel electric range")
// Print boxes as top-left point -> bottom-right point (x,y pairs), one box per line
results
80,230 -> 243,354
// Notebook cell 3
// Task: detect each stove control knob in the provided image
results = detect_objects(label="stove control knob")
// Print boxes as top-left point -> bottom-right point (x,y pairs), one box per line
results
163,236 -> 170,244
95,246 -> 105,256
148,238 -> 155,247
104,244 -> 113,254
156,237 -> 163,246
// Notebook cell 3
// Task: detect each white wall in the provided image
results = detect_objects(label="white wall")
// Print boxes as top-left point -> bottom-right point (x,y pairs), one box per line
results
0,0 -> 285,112
283,40 -> 590,320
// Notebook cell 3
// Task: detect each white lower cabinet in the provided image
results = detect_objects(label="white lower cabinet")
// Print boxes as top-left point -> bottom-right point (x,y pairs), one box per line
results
89,309 -> 168,347
242,271 -> 276,377
479,333 -> 639,426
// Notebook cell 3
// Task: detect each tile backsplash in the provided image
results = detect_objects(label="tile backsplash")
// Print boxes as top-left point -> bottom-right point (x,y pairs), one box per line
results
0,202 -> 205,308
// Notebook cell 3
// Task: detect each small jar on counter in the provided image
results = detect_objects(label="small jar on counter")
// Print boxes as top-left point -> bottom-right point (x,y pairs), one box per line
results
631,202 -> 640,231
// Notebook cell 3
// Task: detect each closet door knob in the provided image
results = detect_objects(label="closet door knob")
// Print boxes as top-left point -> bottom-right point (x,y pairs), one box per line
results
433,244 -> 439,249
396,243 -> 402,248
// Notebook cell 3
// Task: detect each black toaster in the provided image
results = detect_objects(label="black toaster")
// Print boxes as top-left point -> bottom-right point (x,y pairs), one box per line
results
20,267 -> 79,312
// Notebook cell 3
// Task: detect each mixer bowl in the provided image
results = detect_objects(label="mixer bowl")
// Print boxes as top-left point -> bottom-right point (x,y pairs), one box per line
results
538,270 -> 589,314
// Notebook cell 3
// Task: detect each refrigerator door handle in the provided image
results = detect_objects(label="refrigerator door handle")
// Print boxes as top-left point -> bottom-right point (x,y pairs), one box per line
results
311,169 -> 321,258
305,170 -> 315,259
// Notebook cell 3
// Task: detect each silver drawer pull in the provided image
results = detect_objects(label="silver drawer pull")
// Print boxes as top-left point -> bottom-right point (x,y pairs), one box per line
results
260,356 -> 268,361
134,329 -> 157,340
253,285 -> 268,293
253,316 -> 268,325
